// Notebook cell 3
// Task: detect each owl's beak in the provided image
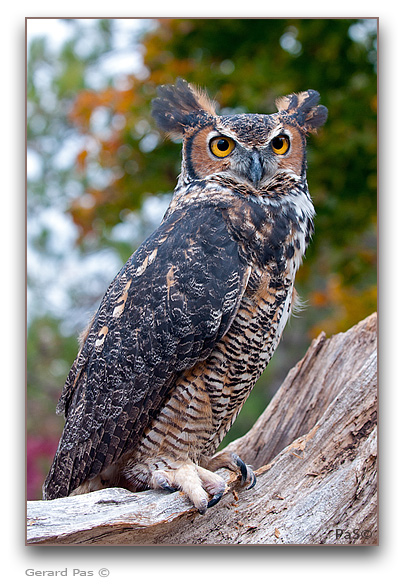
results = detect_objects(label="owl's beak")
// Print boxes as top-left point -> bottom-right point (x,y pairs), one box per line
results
248,150 -> 264,188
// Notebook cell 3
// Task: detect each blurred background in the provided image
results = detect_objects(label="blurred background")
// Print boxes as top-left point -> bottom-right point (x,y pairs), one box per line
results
26,17 -> 377,500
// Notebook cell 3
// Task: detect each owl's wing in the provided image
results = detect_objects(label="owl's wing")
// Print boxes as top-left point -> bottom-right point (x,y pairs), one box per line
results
43,203 -> 251,499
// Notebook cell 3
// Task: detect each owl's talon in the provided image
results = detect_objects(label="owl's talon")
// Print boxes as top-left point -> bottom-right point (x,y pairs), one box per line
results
207,490 -> 224,509
246,471 -> 257,490
152,471 -> 177,492
163,485 -> 177,493
233,454 -> 248,484
197,499 -> 209,515
231,453 -> 256,488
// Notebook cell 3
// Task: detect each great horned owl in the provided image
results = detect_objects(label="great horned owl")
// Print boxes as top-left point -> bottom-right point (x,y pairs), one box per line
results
43,79 -> 327,513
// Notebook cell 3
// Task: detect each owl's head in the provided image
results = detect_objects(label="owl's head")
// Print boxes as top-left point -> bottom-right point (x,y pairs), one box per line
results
152,78 -> 327,190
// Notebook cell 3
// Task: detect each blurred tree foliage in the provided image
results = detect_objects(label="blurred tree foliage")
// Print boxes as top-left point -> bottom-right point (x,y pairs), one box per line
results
27,18 -> 377,499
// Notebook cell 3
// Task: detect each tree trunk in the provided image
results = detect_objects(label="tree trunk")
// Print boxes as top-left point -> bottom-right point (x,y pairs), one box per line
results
27,313 -> 377,545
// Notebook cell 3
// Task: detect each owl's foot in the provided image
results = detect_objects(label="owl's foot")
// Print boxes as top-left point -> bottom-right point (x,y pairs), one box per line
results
203,451 -> 256,489
150,462 -> 226,515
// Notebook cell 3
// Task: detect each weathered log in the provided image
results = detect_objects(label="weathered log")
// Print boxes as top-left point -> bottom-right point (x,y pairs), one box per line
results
27,313 -> 377,545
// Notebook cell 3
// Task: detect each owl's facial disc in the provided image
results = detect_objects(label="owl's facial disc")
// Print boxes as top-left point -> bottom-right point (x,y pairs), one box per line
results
206,122 -> 297,188
205,130 -> 274,188
187,122 -> 303,188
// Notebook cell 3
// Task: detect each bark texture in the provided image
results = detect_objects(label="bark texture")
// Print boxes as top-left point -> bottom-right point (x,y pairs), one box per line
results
27,313 -> 377,545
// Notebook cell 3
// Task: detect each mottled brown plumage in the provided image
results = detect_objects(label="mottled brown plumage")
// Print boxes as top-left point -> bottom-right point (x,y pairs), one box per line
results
43,79 -> 327,513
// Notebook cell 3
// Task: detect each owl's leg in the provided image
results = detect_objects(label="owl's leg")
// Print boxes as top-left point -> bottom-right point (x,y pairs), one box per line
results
150,461 -> 226,514
202,451 -> 256,489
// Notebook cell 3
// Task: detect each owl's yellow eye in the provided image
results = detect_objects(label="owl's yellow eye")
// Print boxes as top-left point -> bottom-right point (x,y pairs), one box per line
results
209,136 -> 235,158
271,134 -> 290,155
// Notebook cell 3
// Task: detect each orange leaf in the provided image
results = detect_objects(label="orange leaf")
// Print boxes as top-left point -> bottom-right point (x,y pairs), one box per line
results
76,149 -> 88,170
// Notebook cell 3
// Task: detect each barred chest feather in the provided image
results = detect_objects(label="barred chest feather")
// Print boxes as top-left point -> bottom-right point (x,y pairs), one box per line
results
134,182 -> 313,465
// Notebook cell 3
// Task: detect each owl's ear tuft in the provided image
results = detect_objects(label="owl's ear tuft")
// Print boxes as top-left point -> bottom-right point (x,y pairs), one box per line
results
152,78 -> 217,137
276,90 -> 328,133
